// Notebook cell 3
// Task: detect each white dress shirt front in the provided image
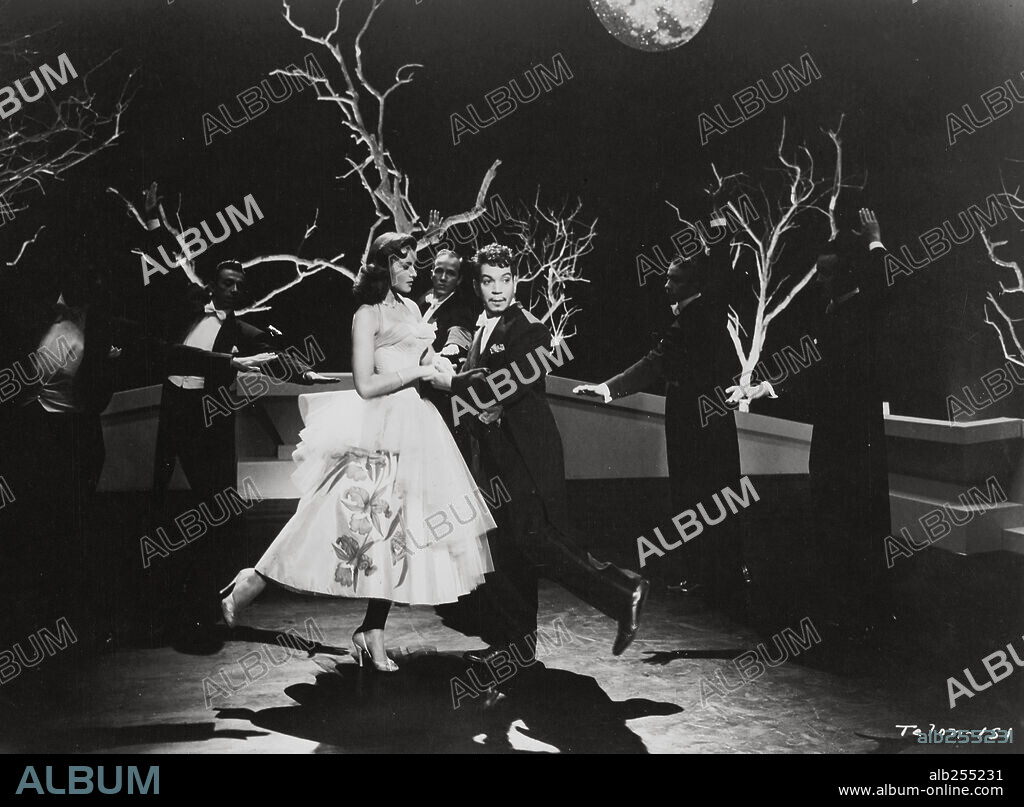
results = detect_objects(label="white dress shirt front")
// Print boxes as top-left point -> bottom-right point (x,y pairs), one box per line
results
476,310 -> 501,352
421,290 -> 453,324
168,311 -> 226,390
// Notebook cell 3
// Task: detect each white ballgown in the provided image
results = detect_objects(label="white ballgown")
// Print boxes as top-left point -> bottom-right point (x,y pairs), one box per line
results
255,297 -> 494,605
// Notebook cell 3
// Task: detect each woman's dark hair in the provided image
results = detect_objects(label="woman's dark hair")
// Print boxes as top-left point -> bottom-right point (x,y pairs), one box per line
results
353,232 -> 417,305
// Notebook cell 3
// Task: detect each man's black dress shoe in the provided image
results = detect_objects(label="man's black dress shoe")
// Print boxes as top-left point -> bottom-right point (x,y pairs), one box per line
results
612,577 -> 650,656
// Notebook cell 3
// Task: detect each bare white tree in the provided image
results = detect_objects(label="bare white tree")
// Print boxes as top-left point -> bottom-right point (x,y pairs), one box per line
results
509,197 -> 595,346
1,60 -> 133,211
1,13 -> 134,266
106,185 -> 353,315
238,209 -> 353,314
670,117 -> 858,408
277,0 -> 501,264
979,183 -> 1024,366
114,0 -> 505,316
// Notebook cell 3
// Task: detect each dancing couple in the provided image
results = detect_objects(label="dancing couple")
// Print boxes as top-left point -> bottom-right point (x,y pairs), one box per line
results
220,233 -> 647,671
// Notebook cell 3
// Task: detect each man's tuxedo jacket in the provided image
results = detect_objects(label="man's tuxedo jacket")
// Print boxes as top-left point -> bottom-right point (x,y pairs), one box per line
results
158,288 -> 313,394
768,243 -> 891,528
417,289 -> 476,358
452,303 -> 571,536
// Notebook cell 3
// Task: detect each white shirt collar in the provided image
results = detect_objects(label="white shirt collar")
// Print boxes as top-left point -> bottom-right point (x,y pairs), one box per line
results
422,290 -> 454,322
476,309 -> 503,347
671,292 -> 702,316
426,290 -> 453,307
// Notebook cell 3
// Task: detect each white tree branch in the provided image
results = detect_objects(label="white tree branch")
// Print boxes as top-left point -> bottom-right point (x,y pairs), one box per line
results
4,224 -> 45,267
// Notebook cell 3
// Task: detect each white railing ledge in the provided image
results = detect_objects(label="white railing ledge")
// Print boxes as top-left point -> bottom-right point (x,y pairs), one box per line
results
884,414 -> 1024,444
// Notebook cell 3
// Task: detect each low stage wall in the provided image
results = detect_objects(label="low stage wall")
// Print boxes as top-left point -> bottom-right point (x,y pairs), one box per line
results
98,374 -> 1024,556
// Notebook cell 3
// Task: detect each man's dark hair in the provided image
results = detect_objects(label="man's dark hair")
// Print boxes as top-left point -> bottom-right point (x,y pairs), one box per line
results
354,232 -> 417,305
472,243 -> 515,281
833,194 -> 864,236
670,254 -> 708,289
199,259 -> 246,287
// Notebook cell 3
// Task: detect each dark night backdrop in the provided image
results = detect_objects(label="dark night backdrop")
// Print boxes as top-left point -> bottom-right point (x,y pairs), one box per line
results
3,0 -> 1024,422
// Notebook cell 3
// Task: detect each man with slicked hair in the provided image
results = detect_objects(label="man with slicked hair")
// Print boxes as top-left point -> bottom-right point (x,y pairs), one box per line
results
433,243 -> 649,667
151,258 -> 321,643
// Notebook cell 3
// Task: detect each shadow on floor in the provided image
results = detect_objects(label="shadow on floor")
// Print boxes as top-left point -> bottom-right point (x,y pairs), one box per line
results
16,723 -> 271,753
225,625 -> 350,659
216,651 -> 683,753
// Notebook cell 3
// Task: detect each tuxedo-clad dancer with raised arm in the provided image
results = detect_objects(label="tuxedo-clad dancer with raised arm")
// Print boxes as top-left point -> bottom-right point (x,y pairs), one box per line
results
737,208 -> 895,639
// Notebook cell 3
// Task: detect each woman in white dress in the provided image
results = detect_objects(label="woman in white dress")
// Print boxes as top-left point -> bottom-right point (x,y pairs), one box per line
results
219,233 -> 494,671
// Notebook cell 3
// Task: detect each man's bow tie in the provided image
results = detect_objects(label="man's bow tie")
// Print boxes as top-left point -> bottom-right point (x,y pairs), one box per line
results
203,303 -> 232,321
476,310 -> 502,327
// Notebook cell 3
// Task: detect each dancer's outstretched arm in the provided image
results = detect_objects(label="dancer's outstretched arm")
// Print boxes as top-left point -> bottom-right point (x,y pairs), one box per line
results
574,322 -> 680,403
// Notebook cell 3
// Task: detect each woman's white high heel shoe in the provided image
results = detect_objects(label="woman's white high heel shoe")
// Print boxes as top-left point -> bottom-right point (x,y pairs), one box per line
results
352,629 -> 399,672
219,568 -> 266,628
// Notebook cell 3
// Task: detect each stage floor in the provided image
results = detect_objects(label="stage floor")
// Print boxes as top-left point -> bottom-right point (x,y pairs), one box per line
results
2,583 -> 1019,754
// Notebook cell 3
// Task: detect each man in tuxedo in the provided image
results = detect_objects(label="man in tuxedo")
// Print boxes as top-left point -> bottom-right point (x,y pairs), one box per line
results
417,249 -> 476,431
151,259 -> 323,639
432,243 -> 648,666
574,247 -> 749,608
418,249 -> 476,357
741,208 -> 894,637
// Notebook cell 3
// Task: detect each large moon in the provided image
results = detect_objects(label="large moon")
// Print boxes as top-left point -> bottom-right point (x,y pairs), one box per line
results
589,0 -> 715,51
